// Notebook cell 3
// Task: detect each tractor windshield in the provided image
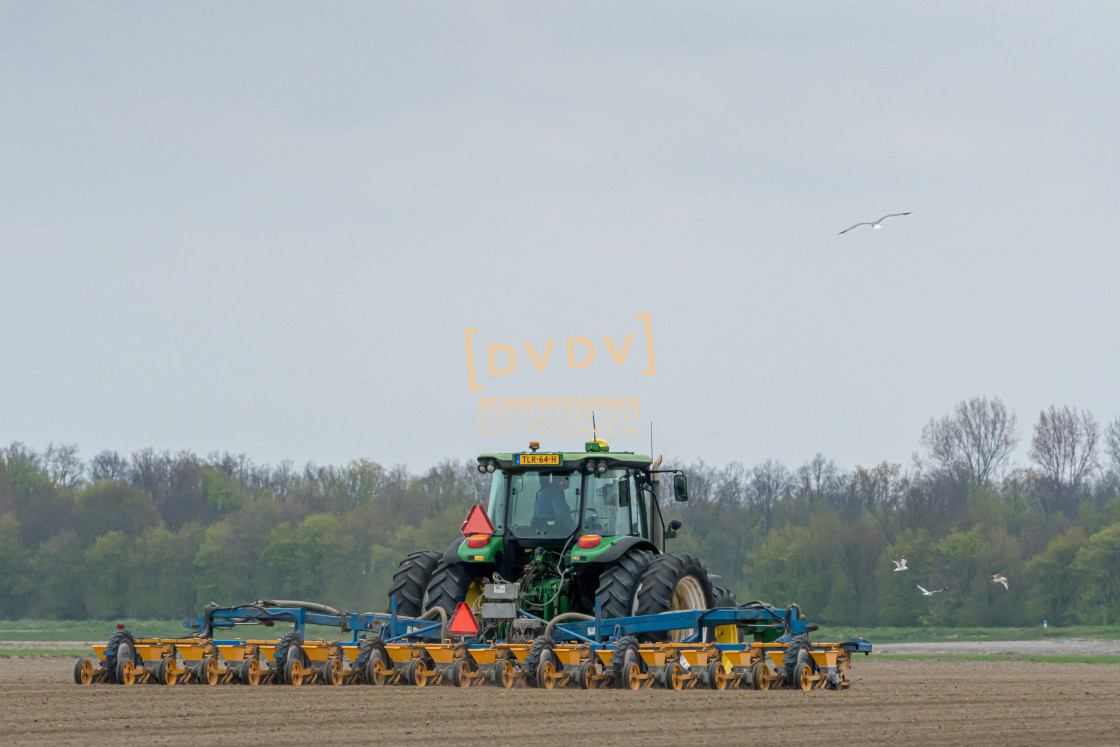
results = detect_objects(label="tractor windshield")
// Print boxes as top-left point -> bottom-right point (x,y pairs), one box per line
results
582,468 -> 643,537
503,470 -> 581,540
485,466 -> 645,541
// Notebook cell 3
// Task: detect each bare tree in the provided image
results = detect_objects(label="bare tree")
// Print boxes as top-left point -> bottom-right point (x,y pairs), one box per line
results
1107,416 -> 1120,473
40,444 -> 85,488
3,441 -> 41,467
712,462 -> 747,507
746,459 -> 791,531
796,453 -> 843,497
1030,405 -> 1099,515
89,450 -> 132,483
920,396 -> 1019,487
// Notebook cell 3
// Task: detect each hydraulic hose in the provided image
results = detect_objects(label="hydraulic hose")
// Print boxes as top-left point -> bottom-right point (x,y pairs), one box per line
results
254,600 -> 342,616
544,612 -> 595,639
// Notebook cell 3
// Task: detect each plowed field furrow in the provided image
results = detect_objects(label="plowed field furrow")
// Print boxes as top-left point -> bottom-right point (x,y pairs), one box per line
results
2,657 -> 1119,745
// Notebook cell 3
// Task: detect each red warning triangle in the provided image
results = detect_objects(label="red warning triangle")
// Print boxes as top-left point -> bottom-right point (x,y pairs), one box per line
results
449,603 -> 480,637
460,505 -> 495,537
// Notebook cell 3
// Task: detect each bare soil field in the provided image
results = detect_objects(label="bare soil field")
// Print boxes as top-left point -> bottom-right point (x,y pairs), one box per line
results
2,656 -> 1119,746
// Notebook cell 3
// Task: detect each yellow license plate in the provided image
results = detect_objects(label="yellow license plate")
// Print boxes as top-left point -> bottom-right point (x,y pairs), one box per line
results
516,453 -> 562,466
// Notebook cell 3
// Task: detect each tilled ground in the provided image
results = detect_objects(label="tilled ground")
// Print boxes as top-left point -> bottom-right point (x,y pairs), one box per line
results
2,656 -> 1119,745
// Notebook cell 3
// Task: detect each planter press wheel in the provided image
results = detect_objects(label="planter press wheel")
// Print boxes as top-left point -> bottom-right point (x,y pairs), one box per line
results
496,657 -> 515,689
321,658 -> 344,686
576,659 -> 599,690
114,638 -> 138,685
408,658 -> 429,687
794,650 -> 814,691
451,659 -> 472,688
622,655 -> 642,691
612,636 -> 645,690
200,656 -> 219,686
238,658 -> 261,686
750,660 -> 771,691
152,659 -> 179,686
366,656 -> 388,686
116,657 -> 136,686
535,650 -> 560,690
664,660 -> 685,691
284,658 -> 305,686
73,657 -> 96,685
707,660 -> 728,691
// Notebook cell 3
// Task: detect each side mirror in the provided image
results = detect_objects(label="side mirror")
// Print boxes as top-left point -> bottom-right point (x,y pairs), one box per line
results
617,478 -> 631,507
673,473 -> 688,502
664,519 -> 682,540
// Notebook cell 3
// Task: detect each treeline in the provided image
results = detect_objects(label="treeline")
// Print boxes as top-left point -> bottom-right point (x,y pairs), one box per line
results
667,400 -> 1120,627
0,448 -> 487,620
1,397 -> 1119,627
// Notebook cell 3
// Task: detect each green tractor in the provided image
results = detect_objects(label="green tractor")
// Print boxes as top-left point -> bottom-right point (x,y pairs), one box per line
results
389,439 -> 735,642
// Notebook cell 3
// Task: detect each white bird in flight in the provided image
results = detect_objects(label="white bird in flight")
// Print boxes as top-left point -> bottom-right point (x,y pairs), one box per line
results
992,574 -> 1010,591
838,212 -> 912,234
892,558 -> 908,572
917,584 -> 947,596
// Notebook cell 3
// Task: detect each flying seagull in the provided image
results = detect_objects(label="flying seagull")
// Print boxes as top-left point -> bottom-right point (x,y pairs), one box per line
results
838,212 -> 912,234
892,558 -> 908,572
917,584 -> 947,596
992,574 -> 1010,591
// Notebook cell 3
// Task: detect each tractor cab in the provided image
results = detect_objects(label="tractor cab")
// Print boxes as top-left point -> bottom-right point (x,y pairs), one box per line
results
390,440 -> 699,630
476,440 -> 683,556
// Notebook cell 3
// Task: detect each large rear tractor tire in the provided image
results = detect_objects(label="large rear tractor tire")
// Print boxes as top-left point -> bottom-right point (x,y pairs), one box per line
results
633,554 -> 714,642
388,550 -> 442,617
422,559 -> 483,619
594,548 -> 654,621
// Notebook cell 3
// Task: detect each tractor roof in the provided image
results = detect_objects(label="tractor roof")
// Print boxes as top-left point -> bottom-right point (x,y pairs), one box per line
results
478,440 -> 652,469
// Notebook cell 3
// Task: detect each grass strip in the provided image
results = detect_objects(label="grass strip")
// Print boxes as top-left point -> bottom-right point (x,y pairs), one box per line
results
0,649 -> 91,658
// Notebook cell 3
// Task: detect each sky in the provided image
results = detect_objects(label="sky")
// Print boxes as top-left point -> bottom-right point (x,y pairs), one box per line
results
1,2 -> 1117,475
